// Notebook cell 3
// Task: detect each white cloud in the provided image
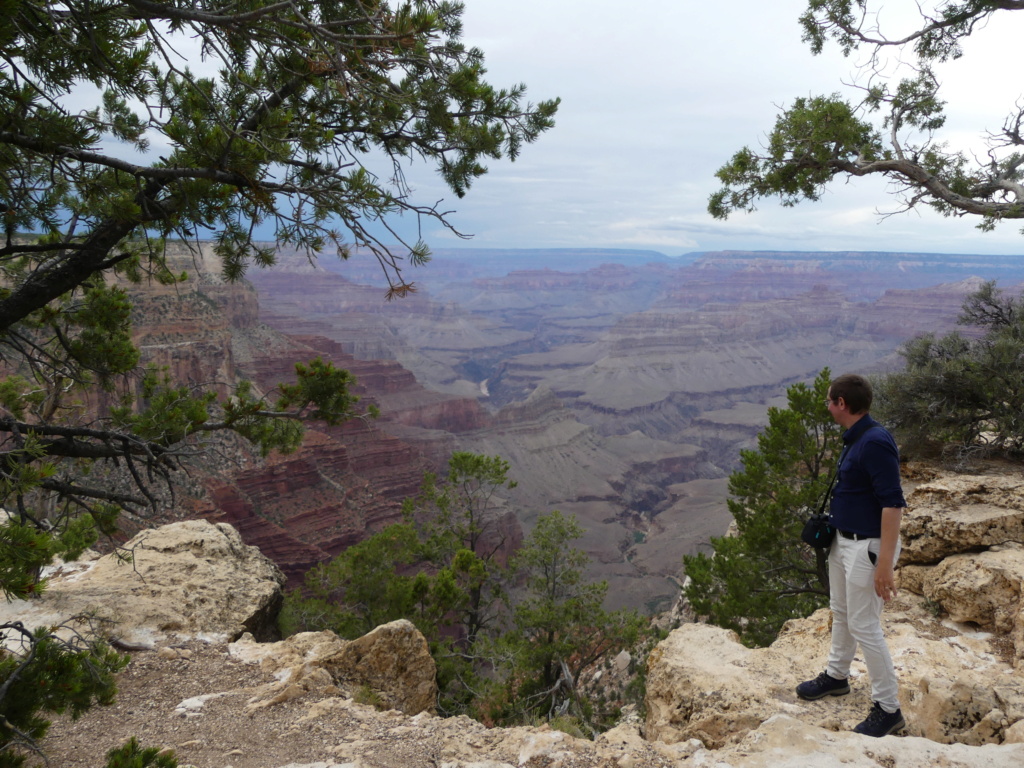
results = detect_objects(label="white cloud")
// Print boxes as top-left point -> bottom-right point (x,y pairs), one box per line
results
418,0 -> 1024,257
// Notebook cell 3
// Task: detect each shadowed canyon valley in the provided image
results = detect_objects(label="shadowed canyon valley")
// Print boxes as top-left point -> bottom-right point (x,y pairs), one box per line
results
142,246 -> 1024,613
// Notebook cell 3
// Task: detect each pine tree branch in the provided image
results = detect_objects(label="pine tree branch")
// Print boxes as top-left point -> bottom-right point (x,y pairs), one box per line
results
823,0 -> 1024,51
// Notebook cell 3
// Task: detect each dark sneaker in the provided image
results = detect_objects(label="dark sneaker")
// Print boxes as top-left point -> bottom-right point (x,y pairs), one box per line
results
853,702 -> 906,737
796,671 -> 851,700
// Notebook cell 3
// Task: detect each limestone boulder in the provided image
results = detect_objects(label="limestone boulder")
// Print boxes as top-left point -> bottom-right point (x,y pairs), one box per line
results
0,520 -> 286,645
644,622 -> 793,749
229,620 -> 438,715
876,594 -> 1024,746
900,469 -> 1024,565
645,593 -> 1024,747
325,619 -> 438,715
902,543 -> 1024,667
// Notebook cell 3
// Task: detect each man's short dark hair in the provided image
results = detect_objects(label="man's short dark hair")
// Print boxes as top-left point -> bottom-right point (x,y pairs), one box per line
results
830,373 -> 873,414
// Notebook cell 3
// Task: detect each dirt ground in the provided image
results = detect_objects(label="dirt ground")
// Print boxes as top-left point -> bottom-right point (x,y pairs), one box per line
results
37,641 -> 346,768
33,640 -> 671,768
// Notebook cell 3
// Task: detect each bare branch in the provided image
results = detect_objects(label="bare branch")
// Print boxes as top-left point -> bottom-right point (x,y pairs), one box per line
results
815,1 -> 1024,53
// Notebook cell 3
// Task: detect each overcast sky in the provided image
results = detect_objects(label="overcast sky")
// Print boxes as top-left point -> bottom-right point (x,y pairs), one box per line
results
383,0 -> 1024,258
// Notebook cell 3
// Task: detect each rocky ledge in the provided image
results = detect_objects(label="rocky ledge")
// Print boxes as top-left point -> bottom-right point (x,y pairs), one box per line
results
647,459 -> 1024,753
9,459 -> 1024,768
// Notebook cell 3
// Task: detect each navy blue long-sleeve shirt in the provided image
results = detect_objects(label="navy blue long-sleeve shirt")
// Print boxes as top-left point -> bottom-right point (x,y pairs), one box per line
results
829,414 -> 906,538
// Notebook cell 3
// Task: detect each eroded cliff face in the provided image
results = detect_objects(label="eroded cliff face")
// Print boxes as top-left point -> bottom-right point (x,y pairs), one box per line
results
111,245 -> 449,586
126,245 -> 260,397
117,245 -> 1024,607
242,247 -> 1024,609
195,342 -> 464,585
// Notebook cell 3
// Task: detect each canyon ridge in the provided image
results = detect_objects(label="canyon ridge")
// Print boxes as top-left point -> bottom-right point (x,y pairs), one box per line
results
135,244 -> 1024,611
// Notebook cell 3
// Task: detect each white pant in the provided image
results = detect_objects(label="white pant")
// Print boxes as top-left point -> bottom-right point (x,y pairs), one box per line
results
826,534 -> 901,712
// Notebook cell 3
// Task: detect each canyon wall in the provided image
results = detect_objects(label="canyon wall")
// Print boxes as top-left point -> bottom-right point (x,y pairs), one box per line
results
119,244 -> 1024,607
245,247 -> 1024,609
120,245 -> 448,587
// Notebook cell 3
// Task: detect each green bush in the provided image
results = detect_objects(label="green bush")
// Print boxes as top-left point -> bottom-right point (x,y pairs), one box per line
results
875,281 -> 1024,459
0,624 -> 126,768
103,738 -> 178,768
683,369 -> 841,647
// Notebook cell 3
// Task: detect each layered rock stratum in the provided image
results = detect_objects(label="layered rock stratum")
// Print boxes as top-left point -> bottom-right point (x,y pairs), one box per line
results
116,244 -> 1024,612
245,247 -> 1024,611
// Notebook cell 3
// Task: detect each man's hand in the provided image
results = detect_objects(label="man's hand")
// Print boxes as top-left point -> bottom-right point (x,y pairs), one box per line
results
875,506 -> 903,602
874,563 -> 897,602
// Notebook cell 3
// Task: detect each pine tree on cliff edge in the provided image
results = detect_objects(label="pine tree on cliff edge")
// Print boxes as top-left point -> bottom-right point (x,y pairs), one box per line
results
684,369 -> 842,647
0,2 -> 556,764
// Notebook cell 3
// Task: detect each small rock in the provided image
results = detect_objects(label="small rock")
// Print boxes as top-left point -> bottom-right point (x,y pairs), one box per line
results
613,650 -> 631,674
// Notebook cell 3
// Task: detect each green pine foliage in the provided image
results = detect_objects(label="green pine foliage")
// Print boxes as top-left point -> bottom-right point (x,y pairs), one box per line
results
280,522 -> 426,639
708,94 -> 882,218
281,452 -> 517,715
413,452 -> 518,646
102,738 -> 178,768
281,451 -> 517,644
683,369 -> 842,647
1,0 -> 558,305
709,1 -> 1024,232
875,281 -> 1024,458
497,510 -> 646,731
0,623 -> 126,768
281,454 -> 646,731
2,3 -> 555,763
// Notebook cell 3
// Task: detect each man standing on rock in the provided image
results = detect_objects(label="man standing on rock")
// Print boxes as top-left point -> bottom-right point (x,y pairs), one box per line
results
796,373 -> 907,737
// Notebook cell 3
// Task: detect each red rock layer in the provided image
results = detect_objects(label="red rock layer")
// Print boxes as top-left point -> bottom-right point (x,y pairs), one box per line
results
193,331 -> 446,587
105,246 -> 474,589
